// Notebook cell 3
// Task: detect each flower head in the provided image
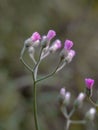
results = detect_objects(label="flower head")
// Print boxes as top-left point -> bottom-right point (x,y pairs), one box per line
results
85,78 -> 94,89
49,39 -> 61,52
74,92 -> 85,108
47,30 -> 56,41
31,32 -> 41,42
60,87 -> 66,96
64,92 -> 71,105
65,49 -> 76,63
85,108 -> 96,121
64,40 -> 73,50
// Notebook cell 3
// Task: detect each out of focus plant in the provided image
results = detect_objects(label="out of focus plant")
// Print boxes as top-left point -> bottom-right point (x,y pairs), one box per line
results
20,30 -> 97,130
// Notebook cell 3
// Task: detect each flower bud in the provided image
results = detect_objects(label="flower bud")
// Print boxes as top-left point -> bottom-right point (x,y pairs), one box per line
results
64,40 -> 73,50
41,36 -> 48,48
49,39 -> 62,52
85,78 -> 94,89
59,88 -> 66,105
85,78 -> 94,97
47,30 -> 56,41
64,49 -> 76,63
64,91 -> 71,105
31,32 -> 41,42
24,32 -> 41,48
60,88 -> 66,96
74,92 -> 85,108
85,108 -> 96,121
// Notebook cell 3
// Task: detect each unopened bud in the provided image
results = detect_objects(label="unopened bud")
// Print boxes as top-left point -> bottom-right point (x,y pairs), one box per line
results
47,30 -> 56,41
64,39 -> 73,50
74,92 -> 85,108
24,32 -> 41,48
41,36 -> 48,48
85,78 -> 94,97
31,32 -> 41,42
60,88 -> 66,96
64,91 -> 71,105
59,88 -> 66,105
65,50 -> 76,63
49,39 -> 61,53
85,108 -> 96,121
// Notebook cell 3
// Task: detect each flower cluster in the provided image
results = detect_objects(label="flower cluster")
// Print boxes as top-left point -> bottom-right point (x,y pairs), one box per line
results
59,86 -> 96,127
20,29 -> 97,130
23,30 -> 76,72
59,77 -> 96,128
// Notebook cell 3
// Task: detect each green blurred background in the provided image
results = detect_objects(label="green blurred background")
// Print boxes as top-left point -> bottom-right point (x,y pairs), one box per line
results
0,0 -> 98,130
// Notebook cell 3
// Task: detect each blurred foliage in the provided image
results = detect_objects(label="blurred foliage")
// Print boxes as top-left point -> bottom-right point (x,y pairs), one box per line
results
0,0 -> 98,130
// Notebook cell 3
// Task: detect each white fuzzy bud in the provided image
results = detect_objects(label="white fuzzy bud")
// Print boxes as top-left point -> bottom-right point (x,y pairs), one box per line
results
74,92 -> 85,108
64,91 -> 71,105
60,88 -> 66,96
85,108 -> 96,121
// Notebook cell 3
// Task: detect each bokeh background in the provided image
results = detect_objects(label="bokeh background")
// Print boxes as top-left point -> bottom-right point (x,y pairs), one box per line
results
0,0 -> 98,130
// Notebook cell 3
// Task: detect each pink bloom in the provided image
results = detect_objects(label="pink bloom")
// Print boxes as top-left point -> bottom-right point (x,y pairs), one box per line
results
85,78 -> 94,89
65,49 -> 76,63
53,39 -> 62,49
50,39 -> 61,52
64,40 -> 73,50
68,49 -> 75,57
31,32 -> 41,42
47,30 -> 56,40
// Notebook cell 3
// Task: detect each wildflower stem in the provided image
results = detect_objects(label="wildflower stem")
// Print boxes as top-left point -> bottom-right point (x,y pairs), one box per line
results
32,72 -> 39,130
61,106 -> 68,118
20,46 -> 33,72
33,47 -> 43,80
33,47 -> 43,70
70,120 -> 86,124
88,97 -> 98,107
65,120 -> 71,130
69,107 -> 76,118
36,59 -> 62,83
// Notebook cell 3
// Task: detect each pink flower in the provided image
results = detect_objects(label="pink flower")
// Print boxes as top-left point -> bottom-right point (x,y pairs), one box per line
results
65,49 -> 76,63
55,39 -> 62,49
85,78 -> 94,89
64,40 -> 73,50
31,32 -> 41,42
49,39 -> 61,52
47,30 -> 56,41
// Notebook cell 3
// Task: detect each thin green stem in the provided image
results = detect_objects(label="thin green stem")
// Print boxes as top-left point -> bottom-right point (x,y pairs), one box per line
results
69,107 -> 76,118
36,59 -> 62,83
88,97 -> 98,107
32,73 -> 39,130
33,47 -> 43,80
61,106 -> 69,119
20,46 -> 33,72
70,120 -> 86,124
20,57 -> 33,72
33,47 -> 43,70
